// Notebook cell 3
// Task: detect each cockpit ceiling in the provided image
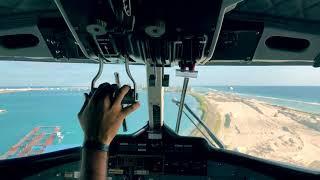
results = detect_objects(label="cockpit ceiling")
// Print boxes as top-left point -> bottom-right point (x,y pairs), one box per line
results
0,0 -> 56,15
1,0 -> 320,22
236,0 -> 320,22
0,0 -> 319,66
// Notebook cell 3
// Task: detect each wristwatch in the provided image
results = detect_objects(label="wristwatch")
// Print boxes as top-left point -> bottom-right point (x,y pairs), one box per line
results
83,140 -> 109,152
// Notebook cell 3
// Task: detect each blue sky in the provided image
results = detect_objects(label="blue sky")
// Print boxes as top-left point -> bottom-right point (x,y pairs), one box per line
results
0,61 -> 320,87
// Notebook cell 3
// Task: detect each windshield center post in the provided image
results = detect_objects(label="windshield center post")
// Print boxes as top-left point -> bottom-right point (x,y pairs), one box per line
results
146,63 -> 165,137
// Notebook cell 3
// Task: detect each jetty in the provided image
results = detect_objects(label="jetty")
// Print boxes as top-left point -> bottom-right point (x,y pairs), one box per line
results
1,126 -> 61,159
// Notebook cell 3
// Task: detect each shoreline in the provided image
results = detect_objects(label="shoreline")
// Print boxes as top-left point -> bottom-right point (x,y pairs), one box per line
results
0,88 -> 48,94
189,90 -> 320,170
0,87 -> 91,94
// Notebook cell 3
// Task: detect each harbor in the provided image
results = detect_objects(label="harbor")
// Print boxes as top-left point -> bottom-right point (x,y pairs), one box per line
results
0,126 -> 62,159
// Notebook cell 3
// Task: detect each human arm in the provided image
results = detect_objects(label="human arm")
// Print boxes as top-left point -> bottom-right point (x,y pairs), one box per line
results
78,83 -> 140,180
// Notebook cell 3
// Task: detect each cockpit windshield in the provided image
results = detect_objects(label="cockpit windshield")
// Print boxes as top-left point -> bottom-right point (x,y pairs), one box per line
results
0,61 -> 320,172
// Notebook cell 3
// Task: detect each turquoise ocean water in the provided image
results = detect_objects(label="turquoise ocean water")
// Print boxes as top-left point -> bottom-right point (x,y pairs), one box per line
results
0,89 -> 201,156
1,86 -> 320,157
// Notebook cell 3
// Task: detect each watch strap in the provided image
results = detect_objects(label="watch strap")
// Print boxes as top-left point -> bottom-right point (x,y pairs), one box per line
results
83,140 -> 109,152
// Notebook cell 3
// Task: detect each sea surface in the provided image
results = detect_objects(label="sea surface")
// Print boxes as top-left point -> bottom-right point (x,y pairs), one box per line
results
1,86 -> 320,157
0,89 -> 201,156
196,86 -> 320,114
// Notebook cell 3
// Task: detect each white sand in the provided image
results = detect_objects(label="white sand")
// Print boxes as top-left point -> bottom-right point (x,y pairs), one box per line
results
191,91 -> 320,170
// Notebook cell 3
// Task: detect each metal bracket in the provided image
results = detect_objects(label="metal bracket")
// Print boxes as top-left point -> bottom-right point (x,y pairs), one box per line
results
90,57 -> 104,94
198,0 -> 244,65
54,0 -> 98,62
176,69 -> 198,78
124,56 -> 138,102
86,24 -> 114,63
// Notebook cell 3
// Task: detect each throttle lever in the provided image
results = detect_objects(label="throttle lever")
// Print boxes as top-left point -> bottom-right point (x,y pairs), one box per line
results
121,89 -> 136,105
89,57 -> 136,105
88,57 -> 136,133
114,72 -> 128,132
114,73 -> 136,105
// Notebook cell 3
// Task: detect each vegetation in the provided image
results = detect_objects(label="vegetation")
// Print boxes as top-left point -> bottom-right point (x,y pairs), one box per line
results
188,91 -> 207,120
189,91 -> 222,135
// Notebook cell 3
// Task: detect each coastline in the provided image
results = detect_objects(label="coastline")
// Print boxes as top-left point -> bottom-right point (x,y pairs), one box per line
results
0,87 -> 90,94
189,90 -> 320,170
0,88 -> 48,94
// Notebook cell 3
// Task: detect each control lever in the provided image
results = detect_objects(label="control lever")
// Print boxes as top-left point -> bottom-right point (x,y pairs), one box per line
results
90,57 -> 137,106
123,55 -> 138,105
114,72 -> 128,132
90,57 -> 104,96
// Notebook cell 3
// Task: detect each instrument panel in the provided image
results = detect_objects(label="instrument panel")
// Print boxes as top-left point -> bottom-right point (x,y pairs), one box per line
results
106,128 -> 209,178
25,127 -> 272,179
25,160 -> 272,180
1,126 -> 318,179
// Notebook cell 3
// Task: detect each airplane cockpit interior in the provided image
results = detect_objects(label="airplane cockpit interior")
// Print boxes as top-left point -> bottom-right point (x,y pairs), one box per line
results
0,0 -> 319,179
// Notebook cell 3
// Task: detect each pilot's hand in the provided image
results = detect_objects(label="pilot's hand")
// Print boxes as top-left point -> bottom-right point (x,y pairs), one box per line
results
78,83 -> 140,145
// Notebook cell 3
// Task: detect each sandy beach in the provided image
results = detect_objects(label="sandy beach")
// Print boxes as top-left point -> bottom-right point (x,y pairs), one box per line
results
190,90 -> 320,170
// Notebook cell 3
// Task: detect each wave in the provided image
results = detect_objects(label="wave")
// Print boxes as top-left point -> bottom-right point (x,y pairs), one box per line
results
46,87 -> 89,91
207,88 -> 218,92
203,88 -> 320,106
0,87 -> 48,91
63,131 -> 74,135
0,87 -> 90,92
233,92 -> 320,106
